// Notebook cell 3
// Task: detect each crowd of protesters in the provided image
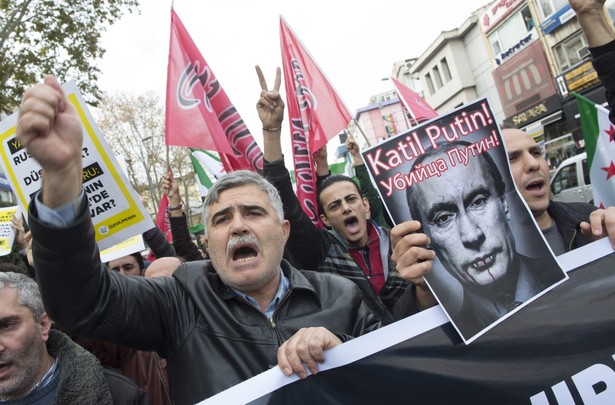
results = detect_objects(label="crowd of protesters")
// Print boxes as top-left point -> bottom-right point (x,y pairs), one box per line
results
2,0 -> 615,404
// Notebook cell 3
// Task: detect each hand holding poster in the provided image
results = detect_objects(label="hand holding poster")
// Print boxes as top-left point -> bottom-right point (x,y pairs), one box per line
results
361,99 -> 567,343
0,81 -> 153,250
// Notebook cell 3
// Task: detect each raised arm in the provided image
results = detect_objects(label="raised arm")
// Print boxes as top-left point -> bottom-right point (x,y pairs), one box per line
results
161,171 -> 203,261
570,0 -> 615,47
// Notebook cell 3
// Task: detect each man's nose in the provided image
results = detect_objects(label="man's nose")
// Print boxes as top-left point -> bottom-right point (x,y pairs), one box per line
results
524,152 -> 541,172
458,212 -> 485,248
230,215 -> 249,235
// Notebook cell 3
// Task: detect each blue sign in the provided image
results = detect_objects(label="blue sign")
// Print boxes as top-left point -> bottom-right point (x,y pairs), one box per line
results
540,4 -> 575,34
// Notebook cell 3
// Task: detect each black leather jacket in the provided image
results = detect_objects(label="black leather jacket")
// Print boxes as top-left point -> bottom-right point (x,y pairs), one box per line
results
29,198 -> 380,405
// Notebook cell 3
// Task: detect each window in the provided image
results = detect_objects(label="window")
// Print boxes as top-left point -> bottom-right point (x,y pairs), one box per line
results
553,32 -> 587,71
551,163 -> 578,194
537,0 -> 570,18
487,7 -> 529,57
607,0 -> 615,25
441,58 -> 452,81
433,66 -> 443,88
425,73 -> 435,95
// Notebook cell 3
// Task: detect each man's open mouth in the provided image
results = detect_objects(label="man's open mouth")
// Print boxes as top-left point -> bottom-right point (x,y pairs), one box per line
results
231,244 -> 258,262
344,216 -> 360,233
525,177 -> 545,192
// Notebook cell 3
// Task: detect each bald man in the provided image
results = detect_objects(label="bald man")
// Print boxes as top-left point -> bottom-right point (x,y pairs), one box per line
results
502,128 -> 615,255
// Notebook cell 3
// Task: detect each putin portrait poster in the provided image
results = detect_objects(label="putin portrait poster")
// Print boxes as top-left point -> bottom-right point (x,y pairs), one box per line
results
361,99 -> 567,343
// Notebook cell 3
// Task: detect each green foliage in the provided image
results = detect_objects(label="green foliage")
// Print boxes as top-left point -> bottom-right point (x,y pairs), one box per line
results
0,0 -> 139,114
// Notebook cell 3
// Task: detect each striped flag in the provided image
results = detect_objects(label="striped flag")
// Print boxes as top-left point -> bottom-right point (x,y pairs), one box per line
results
574,92 -> 615,208
190,148 -> 224,198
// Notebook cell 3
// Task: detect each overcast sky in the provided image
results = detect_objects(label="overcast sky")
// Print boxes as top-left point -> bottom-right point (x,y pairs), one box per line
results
98,0 -> 491,154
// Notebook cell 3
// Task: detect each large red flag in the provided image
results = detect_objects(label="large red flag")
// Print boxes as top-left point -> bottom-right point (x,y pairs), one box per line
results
280,16 -> 352,225
389,76 -> 438,124
166,9 -> 263,171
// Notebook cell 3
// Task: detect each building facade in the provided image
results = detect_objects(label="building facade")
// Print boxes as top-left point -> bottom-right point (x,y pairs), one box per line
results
391,0 -> 613,169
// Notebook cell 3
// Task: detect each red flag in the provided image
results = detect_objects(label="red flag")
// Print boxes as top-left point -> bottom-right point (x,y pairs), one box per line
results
389,76 -> 438,124
280,16 -> 352,226
155,194 -> 172,243
166,9 -> 263,171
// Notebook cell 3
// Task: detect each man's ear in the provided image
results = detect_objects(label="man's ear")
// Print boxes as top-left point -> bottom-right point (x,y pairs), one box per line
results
281,219 -> 290,242
502,197 -> 511,222
362,197 -> 370,214
39,313 -> 52,343
320,213 -> 332,227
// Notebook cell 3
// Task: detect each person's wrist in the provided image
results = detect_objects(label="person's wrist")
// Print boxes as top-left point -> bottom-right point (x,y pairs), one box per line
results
168,203 -> 183,211
41,160 -> 83,208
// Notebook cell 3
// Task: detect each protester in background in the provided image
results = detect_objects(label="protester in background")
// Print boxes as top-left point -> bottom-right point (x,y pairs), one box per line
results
0,271 -> 148,404
19,74 -> 381,404
161,171 -> 205,261
502,127 -> 615,253
26,229 -> 173,404
258,66 -> 436,324
144,256 -> 184,279
345,132 -> 394,229
108,253 -> 145,276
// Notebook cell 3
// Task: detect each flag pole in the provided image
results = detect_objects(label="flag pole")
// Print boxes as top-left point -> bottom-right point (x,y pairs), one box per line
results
351,118 -> 371,147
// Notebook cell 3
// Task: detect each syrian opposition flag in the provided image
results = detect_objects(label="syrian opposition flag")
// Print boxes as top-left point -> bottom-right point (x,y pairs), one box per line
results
389,76 -> 438,125
190,148 -> 225,198
166,9 -> 263,172
280,16 -> 352,225
574,92 -> 615,209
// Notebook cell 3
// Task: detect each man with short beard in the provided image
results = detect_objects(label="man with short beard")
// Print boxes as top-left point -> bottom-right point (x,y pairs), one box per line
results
19,75 -> 380,405
0,272 -> 147,404
502,127 -> 615,254
257,66 -> 437,324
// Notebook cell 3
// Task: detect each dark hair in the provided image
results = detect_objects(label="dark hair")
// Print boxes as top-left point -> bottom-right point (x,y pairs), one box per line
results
317,174 -> 361,215
107,252 -> 145,272
130,252 -> 145,271
0,262 -> 30,276
406,140 -> 506,222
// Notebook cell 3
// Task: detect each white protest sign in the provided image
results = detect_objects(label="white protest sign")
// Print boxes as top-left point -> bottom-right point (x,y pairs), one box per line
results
0,81 -> 153,250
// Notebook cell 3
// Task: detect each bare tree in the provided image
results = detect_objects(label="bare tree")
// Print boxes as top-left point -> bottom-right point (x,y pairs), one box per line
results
97,92 -> 166,216
96,91 -> 202,222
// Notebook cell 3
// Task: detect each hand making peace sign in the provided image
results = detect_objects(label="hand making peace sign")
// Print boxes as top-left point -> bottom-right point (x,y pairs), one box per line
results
255,65 -> 285,130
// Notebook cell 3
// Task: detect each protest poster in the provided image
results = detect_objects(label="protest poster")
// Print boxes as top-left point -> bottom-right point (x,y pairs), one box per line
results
360,99 -> 567,343
99,234 -> 146,264
0,81 -> 153,251
0,205 -> 19,256
203,241 -> 614,405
